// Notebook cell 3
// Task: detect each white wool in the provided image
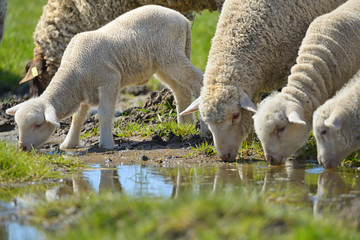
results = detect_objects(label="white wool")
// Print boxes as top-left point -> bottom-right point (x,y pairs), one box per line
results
254,0 -> 360,165
6,5 -> 204,150
182,0 -> 346,162
313,69 -> 360,168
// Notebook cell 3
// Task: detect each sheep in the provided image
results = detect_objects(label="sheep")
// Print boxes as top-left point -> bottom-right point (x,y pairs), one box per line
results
0,0 -> 6,44
253,0 -> 360,165
313,70 -> 360,169
19,0 -> 224,97
181,0 -> 347,162
6,5 -> 204,150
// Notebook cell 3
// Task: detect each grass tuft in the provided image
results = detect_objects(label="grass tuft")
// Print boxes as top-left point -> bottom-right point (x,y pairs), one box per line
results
0,141 -> 83,183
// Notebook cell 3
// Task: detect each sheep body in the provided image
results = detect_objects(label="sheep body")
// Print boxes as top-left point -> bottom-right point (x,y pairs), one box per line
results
253,0 -> 360,165
6,5 -> 204,150
313,70 -> 360,168
21,0 -> 224,96
0,0 -> 6,44
181,0 -> 346,161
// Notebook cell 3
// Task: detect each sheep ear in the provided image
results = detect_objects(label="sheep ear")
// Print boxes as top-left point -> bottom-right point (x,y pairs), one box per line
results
44,105 -> 60,127
180,97 -> 201,115
287,111 -> 306,125
324,112 -> 343,130
5,102 -> 27,115
239,92 -> 257,113
19,59 -> 43,84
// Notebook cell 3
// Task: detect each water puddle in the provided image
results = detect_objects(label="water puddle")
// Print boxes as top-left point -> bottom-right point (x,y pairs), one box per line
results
1,159 -> 360,239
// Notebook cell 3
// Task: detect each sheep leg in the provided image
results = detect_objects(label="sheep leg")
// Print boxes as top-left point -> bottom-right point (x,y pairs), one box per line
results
155,70 -> 194,124
60,103 -> 89,149
97,89 -> 117,149
156,61 -> 210,137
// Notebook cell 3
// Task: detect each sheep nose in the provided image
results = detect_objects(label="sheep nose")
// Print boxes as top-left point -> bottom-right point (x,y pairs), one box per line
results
220,153 -> 230,161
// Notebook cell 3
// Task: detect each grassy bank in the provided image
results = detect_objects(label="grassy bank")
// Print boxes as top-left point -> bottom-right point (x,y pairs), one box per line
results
30,188 -> 360,240
0,141 -> 83,183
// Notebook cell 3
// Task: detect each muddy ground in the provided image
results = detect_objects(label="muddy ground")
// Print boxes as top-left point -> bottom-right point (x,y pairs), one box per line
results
0,87 -> 230,167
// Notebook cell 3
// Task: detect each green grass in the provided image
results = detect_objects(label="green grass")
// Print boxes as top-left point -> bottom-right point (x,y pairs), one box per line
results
191,11 -> 219,71
190,141 -> 217,156
29,188 -> 360,240
0,0 -> 47,88
0,141 -> 83,183
114,120 -> 199,139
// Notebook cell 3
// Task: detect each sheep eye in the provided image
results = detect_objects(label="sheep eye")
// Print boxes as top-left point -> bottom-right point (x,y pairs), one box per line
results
277,126 -> 285,132
320,129 -> 327,136
34,123 -> 43,129
232,113 -> 240,121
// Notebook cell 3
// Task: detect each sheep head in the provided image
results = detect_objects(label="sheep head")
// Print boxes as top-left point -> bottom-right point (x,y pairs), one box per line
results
19,47 -> 53,97
6,98 -> 60,150
253,93 -> 310,165
181,88 -> 257,162
313,107 -> 356,168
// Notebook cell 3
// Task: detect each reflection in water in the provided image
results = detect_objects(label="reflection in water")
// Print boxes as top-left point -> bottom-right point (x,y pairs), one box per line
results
1,161 -> 360,240
314,170 -> 360,216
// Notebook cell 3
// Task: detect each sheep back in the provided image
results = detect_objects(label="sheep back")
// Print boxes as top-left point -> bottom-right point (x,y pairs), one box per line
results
22,0 -> 225,96
281,0 -> 360,121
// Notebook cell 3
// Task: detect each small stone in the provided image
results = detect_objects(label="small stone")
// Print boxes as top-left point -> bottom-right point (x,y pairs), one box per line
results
139,155 -> 149,161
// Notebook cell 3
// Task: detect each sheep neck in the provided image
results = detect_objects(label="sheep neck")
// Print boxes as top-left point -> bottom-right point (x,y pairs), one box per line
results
41,77 -> 83,120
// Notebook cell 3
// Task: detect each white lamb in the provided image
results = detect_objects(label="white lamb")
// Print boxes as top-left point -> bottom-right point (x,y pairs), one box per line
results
5,5 -> 204,150
253,0 -> 360,165
181,0 -> 346,161
313,70 -> 360,168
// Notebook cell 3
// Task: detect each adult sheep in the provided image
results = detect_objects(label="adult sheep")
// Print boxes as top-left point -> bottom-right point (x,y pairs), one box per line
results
19,0 -> 224,97
0,0 -> 6,44
181,0 -> 346,162
313,70 -> 360,169
6,5 -> 204,150
253,0 -> 360,165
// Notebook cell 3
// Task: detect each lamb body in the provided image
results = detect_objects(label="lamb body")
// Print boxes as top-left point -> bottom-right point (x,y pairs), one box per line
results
20,0 -> 224,96
313,70 -> 360,168
0,0 -> 6,44
6,5 -> 204,150
181,0 -> 346,161
253,0 -> 360,165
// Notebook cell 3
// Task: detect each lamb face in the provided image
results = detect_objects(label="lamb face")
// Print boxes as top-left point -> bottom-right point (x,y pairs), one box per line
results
313,108 -> 358,168
254,96 -> 310,165
6,99 -> 59,150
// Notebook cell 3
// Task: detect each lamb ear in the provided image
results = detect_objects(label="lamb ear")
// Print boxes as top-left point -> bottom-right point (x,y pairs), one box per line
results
44,105 -> 60,127
239,92 -> 257,113
5,102 -> 27,115
287,111 -> 306,125
324,112 -> 343,130
180,97 -> 201,115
